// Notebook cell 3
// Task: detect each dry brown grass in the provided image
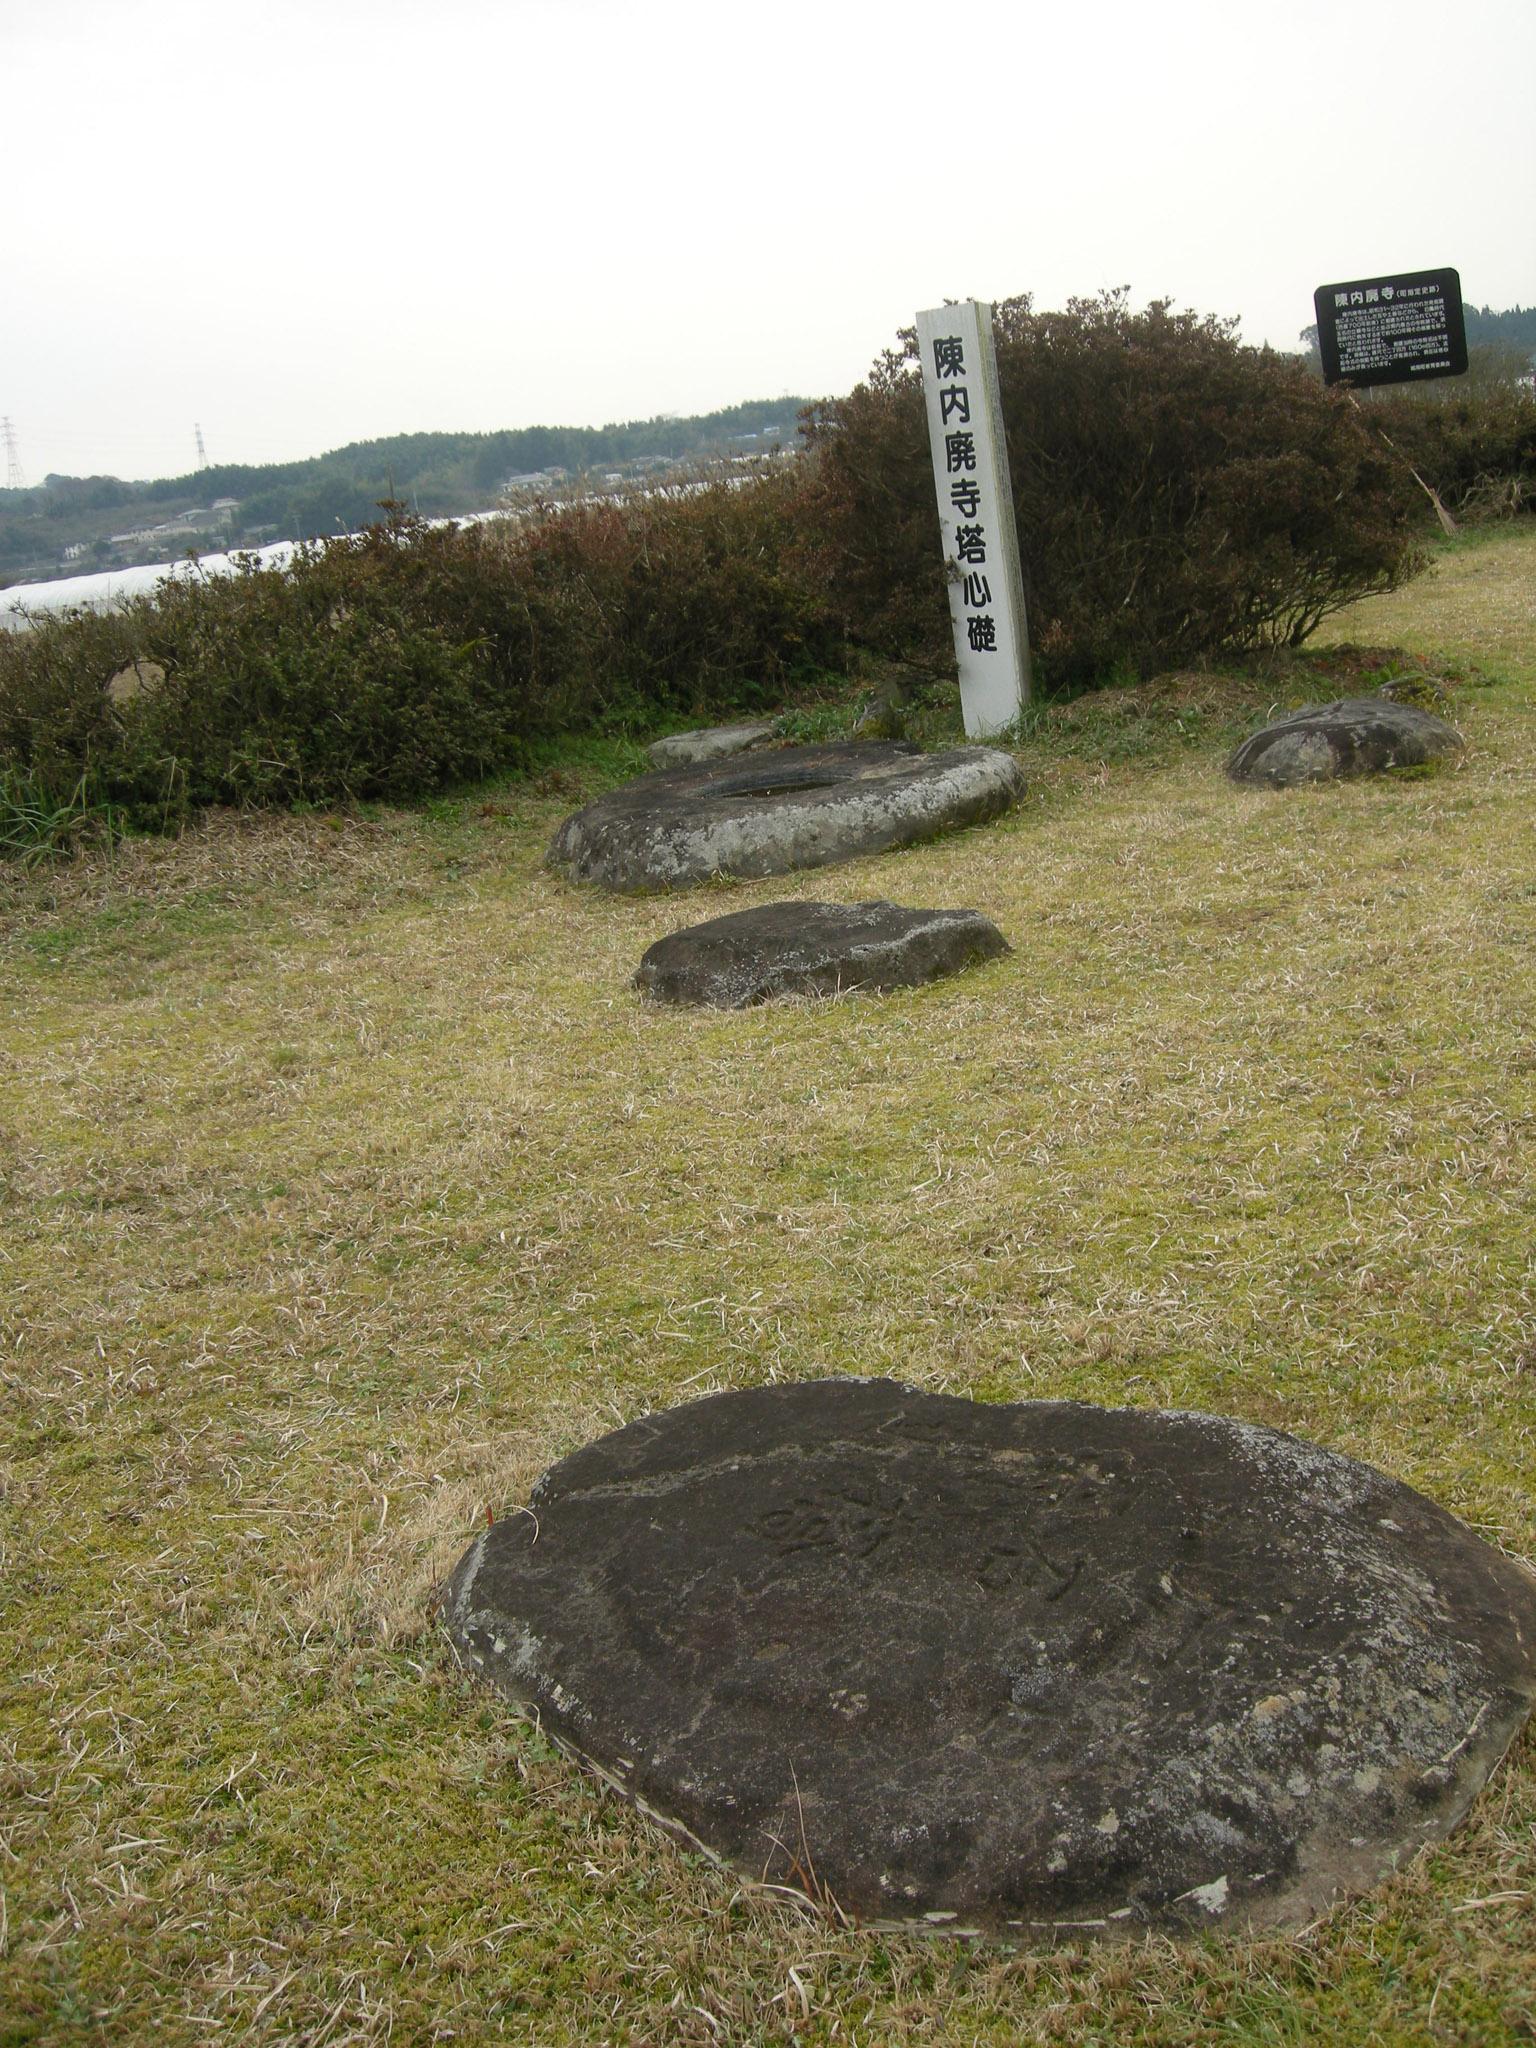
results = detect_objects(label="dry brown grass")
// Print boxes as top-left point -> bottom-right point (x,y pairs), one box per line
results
2,527 -> 1534,2045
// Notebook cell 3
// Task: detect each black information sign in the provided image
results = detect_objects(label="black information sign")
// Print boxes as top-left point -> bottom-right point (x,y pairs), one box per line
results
1314,267 -> 1467,388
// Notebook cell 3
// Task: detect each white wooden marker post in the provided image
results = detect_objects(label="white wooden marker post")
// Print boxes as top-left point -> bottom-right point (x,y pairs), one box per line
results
916,301 -> 1030,737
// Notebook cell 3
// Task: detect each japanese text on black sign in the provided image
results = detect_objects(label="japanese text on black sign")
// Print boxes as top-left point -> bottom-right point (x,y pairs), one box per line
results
1313,268 -> 1467,390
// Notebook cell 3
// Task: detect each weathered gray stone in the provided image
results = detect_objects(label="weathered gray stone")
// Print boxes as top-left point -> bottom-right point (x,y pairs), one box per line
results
1227,696 -> 1463,788
547,742 -> 1026,893
445,1380 -> 1536,1939
634,900 -> 1010,1008
106,658 -> 165,707
646,721 -> 779,770
852,688 -> 910,742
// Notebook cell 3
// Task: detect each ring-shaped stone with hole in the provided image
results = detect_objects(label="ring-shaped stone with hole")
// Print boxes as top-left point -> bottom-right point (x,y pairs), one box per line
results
546,741 -> 1026,892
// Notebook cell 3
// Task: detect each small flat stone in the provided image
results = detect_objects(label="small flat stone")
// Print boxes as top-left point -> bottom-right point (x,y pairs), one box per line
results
1227,696 -> 1463,787
445,1381 -> 1536,1939
646,722 -> 779,770
634,900 -> 1010,1008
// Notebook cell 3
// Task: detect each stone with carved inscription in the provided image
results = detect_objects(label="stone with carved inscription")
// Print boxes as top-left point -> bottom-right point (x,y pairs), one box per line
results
1227,695 -> 1463,787
443,1380 -> 1536,1938
634,900 -> 1010,1008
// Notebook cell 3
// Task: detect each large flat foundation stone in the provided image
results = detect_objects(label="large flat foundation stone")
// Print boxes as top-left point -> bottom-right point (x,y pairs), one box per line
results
547,742 -> 1025,892
445,1380 -> 1536,1938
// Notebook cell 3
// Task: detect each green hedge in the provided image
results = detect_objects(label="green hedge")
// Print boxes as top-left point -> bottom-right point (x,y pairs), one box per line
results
3,293 -> 1455,832
799,292 -> 1427,685
0,476 -> 846,825
1363,386 -> 1536,519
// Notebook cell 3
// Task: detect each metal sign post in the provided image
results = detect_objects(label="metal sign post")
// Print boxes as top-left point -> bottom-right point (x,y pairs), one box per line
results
916,301 -> 1030,738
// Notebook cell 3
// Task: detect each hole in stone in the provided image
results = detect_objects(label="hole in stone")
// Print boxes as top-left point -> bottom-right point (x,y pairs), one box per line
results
705,767 -> 850,799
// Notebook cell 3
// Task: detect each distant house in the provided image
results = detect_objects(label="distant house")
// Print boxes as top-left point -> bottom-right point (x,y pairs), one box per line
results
501,468 -> 568,491
103,506 -> 230,557
143,506 -> 239,543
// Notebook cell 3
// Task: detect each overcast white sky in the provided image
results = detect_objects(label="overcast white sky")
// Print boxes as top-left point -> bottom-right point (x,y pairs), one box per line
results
3,0 -> 1533,485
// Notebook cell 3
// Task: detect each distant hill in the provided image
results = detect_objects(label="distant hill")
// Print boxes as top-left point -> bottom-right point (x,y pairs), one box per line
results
0,398 -> 813,587
1464,304 -> 1536,354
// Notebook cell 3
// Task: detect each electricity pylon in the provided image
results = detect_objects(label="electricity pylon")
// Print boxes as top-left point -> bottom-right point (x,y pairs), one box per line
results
2,417 -> 25,491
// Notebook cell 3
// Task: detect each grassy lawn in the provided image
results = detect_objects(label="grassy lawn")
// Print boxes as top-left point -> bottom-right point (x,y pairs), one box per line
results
3,525 -> 1534,2045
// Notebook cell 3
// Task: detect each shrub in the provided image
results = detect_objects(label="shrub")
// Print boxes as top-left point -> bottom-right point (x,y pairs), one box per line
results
1360,385 -> 1536,519
0,530 -> 526,822
0,474 -> 848,825
800,291 -> 1427,686
475,468 -> 839,729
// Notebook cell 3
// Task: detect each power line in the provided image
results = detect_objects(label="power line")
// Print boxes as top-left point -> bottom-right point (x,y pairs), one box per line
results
2,417 -> 26,491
